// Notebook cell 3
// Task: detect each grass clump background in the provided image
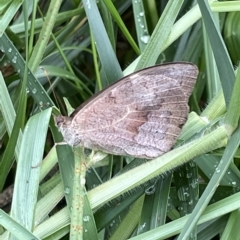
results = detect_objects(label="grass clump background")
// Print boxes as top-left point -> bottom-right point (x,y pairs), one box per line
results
1,0 -> 240,239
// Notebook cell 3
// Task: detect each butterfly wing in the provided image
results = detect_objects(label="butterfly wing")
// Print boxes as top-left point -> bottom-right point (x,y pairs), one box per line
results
68,62 -> 198,158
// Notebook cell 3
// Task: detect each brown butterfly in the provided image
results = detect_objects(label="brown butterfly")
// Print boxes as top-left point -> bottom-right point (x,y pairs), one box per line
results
54,62 -> 198,159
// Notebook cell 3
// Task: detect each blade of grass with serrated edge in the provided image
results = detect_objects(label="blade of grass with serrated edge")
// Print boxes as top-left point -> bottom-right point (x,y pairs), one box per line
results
33,189 -> 240,239
135,0 -> 184,70
0,33 -> 54,110
178,124 -> 240,239
10,108 -> 52,231
88,125 -> 228,211
198,0 -> 235,106
82,0 -> 122,84
130,191 -> 240,240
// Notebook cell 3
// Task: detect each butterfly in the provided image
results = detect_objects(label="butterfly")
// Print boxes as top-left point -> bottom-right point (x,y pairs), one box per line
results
54,62 -> 198,159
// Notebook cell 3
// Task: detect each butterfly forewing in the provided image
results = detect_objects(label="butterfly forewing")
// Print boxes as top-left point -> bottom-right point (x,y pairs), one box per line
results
56,62 -> 198,159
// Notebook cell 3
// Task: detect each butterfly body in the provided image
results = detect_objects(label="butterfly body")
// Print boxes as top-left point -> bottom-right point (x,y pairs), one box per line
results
55,62 -> 198,159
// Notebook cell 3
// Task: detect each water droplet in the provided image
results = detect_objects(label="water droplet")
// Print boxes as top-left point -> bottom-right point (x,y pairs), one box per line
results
17,69 -> 21,73
65,187 -> 71,194
140,35 -> 150,44
26,88 -> 30,93
139,12 -> 144,17
216,168 -> 220,173
32,88 -> 37,94
80,177 -> 86,186
178,187 -> 189,201
12,56 -> 17,63
83,215 -> 91,222
145,185 -> 155,195
186,173 -> 192,178
8,48 -> 12,52
188,200 -> 193,205
138,222 -> 146,231
86,0 -> 91,9
231,181 -> 236,186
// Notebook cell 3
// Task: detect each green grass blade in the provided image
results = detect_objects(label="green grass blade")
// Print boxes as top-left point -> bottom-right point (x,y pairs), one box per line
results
178,125 -> 240,239
82,0 -> 123,84
129,192 -> 240,239
88,126 -> 228,210
0,72 -> 22,191
136,0 -> 184,69
0,209 -> 40,240
29,0 -> 62,72
10,108 -> 52,231
103,0 -> 140,55
224,65 -> 240,129
0,0 -> 22,37
0,33 -> 54,109
198,0 -> 235,106
132,0 -> 150,52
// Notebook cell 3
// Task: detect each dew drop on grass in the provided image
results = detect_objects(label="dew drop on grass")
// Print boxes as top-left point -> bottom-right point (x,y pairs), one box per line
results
32,88 -> 37,94
140,35 -> 150,44
83,215 -> 91,222
12,56 -> 17,63
64,187 -> 71,195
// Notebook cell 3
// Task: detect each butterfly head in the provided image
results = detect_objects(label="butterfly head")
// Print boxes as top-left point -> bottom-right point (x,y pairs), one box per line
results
54,115 -> 81,146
